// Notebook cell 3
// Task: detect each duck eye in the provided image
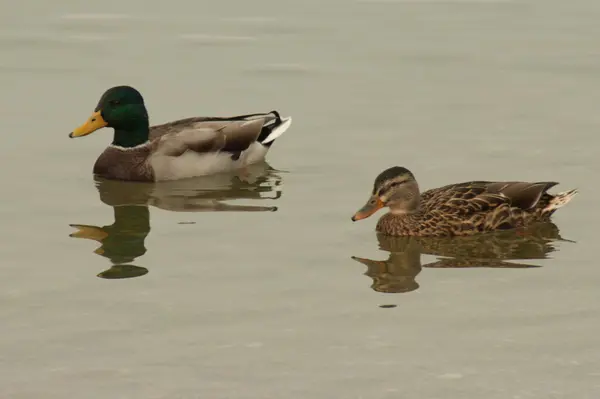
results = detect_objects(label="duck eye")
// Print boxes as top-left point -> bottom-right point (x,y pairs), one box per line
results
369,199 -> 377,205
109,100 -> 120,106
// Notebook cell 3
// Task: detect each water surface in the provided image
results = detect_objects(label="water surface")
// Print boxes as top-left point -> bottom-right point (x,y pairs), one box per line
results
1,0 -> 599,398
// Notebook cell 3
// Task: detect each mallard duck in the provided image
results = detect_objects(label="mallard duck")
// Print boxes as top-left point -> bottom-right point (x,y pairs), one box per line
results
69,85 -> 292,181
351,166 -> 578,237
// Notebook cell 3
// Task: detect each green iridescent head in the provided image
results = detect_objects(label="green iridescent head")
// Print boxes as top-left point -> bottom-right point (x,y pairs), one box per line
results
70,85 -> 150,147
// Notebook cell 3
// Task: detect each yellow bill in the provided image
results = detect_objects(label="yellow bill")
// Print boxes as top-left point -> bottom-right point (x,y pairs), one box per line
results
69,110 -> 108,138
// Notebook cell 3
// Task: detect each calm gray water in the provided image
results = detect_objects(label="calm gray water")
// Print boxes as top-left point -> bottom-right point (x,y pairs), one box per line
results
1,0 -> 600,398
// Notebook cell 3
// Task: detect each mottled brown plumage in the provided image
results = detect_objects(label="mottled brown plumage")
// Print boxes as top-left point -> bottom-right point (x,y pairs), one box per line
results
352,166 -> 578,237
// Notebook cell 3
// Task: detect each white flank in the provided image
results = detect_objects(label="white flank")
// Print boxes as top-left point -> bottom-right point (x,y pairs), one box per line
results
149,142 -> 269,181
146,115 -> 290,181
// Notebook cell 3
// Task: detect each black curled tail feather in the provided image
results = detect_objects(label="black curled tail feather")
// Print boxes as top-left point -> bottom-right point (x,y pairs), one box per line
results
204,110 -> 285,148
268,110 -> 281,121
257,110 -> 284,146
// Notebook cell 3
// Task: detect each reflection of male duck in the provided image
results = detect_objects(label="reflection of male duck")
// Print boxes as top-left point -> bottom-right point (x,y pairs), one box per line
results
352,223 -> 573,294
92,161 -> 283,211
71,206 -> 151,279
69,162 -> 283,279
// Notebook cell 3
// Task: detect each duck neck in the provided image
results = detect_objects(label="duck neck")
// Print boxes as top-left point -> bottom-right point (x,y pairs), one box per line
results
389,208 -> 423,219
376,210 -> 423,236
112,126 -> 149,148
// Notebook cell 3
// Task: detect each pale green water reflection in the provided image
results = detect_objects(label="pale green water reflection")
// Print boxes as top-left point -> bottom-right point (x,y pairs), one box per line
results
353,223 -> 573,294
69,162 -> 282,279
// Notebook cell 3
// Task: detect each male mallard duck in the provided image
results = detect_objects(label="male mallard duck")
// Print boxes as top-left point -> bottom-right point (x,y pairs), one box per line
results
351,166 -> 578,237
69,85 -> 292,181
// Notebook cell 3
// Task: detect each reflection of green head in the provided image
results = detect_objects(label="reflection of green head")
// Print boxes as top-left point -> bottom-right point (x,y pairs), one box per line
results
97,265 -> 149,279
99,206 -> 151,264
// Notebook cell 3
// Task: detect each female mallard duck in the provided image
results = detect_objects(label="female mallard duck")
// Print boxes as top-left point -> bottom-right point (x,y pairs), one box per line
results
69,85 -> 292,181
351,166 -> 578,237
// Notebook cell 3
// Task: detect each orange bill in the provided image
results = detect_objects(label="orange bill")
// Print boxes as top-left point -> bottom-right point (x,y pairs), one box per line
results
69,110 -> 108,138
351,196 -> 384,221
69,224 -> 108,242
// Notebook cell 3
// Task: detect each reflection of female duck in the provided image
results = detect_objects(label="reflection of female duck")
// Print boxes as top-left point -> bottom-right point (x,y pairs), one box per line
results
352,223 -> 572,294
352,242 -> 422,294
69,163 -> 284,279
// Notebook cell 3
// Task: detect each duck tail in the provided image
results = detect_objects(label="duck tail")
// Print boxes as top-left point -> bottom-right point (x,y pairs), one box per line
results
542,188 -> 578,216
258,111 -> 292,146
